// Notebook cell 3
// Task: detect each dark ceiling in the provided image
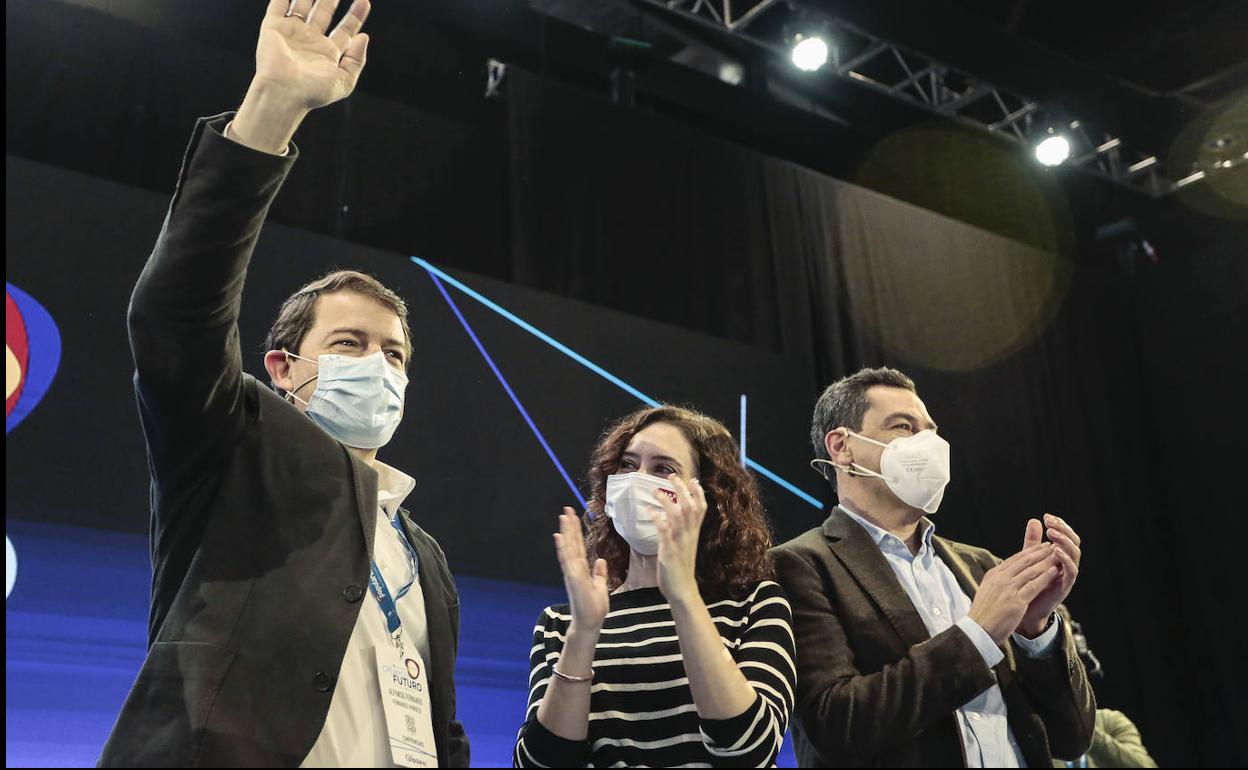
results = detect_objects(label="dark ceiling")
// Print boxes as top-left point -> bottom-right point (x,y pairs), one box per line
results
8,0 -> 1244,223
947,0 -> 1246,100
526,0 -> 1247,167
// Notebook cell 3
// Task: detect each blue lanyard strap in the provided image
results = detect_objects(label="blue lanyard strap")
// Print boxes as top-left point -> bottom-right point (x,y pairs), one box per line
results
369,561 -> 404,635
368,513 -> 421,636
388,513 -> 420,587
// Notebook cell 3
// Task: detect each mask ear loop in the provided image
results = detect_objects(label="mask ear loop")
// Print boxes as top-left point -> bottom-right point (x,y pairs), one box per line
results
810,458 -> 842,477
282,349 -> 319,405
811,427 -> 854,480
811,429 -> 888,480
810,458 -> 885,480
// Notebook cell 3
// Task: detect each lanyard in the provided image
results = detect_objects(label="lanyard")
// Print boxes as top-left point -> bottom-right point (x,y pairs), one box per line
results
367,512 -> 420,638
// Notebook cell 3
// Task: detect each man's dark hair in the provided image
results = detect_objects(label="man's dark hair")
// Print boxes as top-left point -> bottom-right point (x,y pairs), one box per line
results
263,270 -> 412,395
810,367 -> 917,483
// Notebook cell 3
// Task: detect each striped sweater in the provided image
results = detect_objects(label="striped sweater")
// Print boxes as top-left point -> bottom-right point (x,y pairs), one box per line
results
513,581 -> 796,768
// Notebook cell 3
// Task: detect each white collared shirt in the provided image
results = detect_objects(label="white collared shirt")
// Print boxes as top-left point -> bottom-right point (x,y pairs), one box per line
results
301,461 -> 430,768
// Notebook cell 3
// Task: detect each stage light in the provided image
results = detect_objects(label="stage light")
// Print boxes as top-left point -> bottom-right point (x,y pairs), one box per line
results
791,35 -> 829,71
718,61 -> 744,86
1035,134 -> 1071,166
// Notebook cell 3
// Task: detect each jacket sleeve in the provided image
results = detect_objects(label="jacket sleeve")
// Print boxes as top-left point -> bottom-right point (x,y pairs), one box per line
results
127,113 -> 296,486
414,527 -> 471,768
445,592 -> 471,768
773,545 -> 998,766
1010,604 -> 1097,760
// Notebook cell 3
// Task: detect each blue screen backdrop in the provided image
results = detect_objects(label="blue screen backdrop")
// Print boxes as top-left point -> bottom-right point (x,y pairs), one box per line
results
5,519 -> 799,767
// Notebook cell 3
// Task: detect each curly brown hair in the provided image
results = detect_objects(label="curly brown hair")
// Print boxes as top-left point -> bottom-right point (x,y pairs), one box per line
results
585,405 -> 775,599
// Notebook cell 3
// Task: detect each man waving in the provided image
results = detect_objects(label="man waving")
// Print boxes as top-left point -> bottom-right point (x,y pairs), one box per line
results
100,2 -> 469,766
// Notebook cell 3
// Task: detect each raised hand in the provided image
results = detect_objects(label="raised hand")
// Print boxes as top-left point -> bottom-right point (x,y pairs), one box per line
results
232,0 -> 372,154
553,508 -> 610,632
967,543 -> 1058,644
1017,513 -> 1081,636
254,0 -> 371,110
537,508 -> 606,740
653,475 -> 708,606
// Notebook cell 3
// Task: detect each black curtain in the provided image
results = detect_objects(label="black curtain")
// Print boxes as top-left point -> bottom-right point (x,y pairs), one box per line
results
4,0 -> 511,278
503,67 -> 1248,766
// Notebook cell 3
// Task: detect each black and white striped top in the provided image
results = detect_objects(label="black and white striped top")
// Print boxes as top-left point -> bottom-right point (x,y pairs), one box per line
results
513,580 -> 796,768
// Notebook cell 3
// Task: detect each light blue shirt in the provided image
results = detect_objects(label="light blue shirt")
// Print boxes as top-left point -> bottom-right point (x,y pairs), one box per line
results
838,506 -> 1061,768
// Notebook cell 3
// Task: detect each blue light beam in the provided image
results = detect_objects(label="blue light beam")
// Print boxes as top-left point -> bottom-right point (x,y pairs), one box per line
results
425,270 -> 588,511
740,394 -> 747,467
412,257 -> 822,510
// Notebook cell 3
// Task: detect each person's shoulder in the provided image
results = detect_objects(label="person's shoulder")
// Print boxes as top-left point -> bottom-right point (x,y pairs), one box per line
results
402,517 -> 443,553
250,377 -> 332,437
535,604 -> 572,629
708,579 -> 789,610
743,580 -> 793,616
770,525 -> 830,557
746,579 -> 789,602
1096,708 -> 1136,730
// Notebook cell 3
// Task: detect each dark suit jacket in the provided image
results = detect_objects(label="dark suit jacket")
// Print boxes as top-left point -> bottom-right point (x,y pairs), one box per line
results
99,114 -> 470,767
773,508 -> 1095,768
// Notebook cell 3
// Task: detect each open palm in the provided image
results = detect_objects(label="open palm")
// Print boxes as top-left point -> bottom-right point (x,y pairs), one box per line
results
554,509 -> 610,630
254,0 -> 371,110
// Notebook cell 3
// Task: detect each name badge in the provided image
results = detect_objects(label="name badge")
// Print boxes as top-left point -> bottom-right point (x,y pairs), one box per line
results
376,644 -> 438,767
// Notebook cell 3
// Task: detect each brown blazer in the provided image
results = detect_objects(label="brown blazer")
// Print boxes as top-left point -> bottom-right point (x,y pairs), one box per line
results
772,509 -> 1095,767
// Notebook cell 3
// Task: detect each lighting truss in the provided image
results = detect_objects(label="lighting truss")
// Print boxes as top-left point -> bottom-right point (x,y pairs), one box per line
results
653,0 -> 1235,197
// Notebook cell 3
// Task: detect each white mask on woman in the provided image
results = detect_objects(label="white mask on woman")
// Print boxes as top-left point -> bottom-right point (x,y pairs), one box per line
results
604,472 -> 678,555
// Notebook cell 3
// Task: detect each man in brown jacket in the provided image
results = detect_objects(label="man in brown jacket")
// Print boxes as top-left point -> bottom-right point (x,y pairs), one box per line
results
773,367 -> 1095,767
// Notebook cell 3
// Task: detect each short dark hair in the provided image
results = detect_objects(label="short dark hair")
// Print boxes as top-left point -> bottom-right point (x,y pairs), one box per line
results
263,270 -> 412,395
810,367 -> 917,482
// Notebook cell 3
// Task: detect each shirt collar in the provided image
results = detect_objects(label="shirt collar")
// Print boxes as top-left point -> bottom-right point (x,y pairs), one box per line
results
373,460 -> 416,518
837,504 -> 936,558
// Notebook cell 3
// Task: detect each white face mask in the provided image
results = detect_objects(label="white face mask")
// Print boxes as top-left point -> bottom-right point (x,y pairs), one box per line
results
284,350 -> 408,449
812,428 -> 951,514
604,472 -> 678,556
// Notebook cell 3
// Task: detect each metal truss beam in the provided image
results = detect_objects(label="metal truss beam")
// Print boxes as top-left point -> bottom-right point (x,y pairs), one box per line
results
647,0 -> 1245,197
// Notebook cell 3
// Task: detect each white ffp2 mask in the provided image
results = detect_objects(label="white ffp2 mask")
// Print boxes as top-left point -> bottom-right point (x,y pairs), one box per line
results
812,429 -> 951,514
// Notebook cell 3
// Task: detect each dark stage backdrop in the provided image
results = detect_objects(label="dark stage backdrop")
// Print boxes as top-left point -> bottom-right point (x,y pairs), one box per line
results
5,156 -> 820,767
7,2 -> 1248,766
3,156 -> 825,557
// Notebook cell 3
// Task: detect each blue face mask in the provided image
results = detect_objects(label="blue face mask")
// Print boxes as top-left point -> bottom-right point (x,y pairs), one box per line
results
284,350 -> 408,449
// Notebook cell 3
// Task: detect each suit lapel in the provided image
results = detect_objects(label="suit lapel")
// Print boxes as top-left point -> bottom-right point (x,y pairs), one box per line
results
823,509 -> 931,648
399,508 -> 453,765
